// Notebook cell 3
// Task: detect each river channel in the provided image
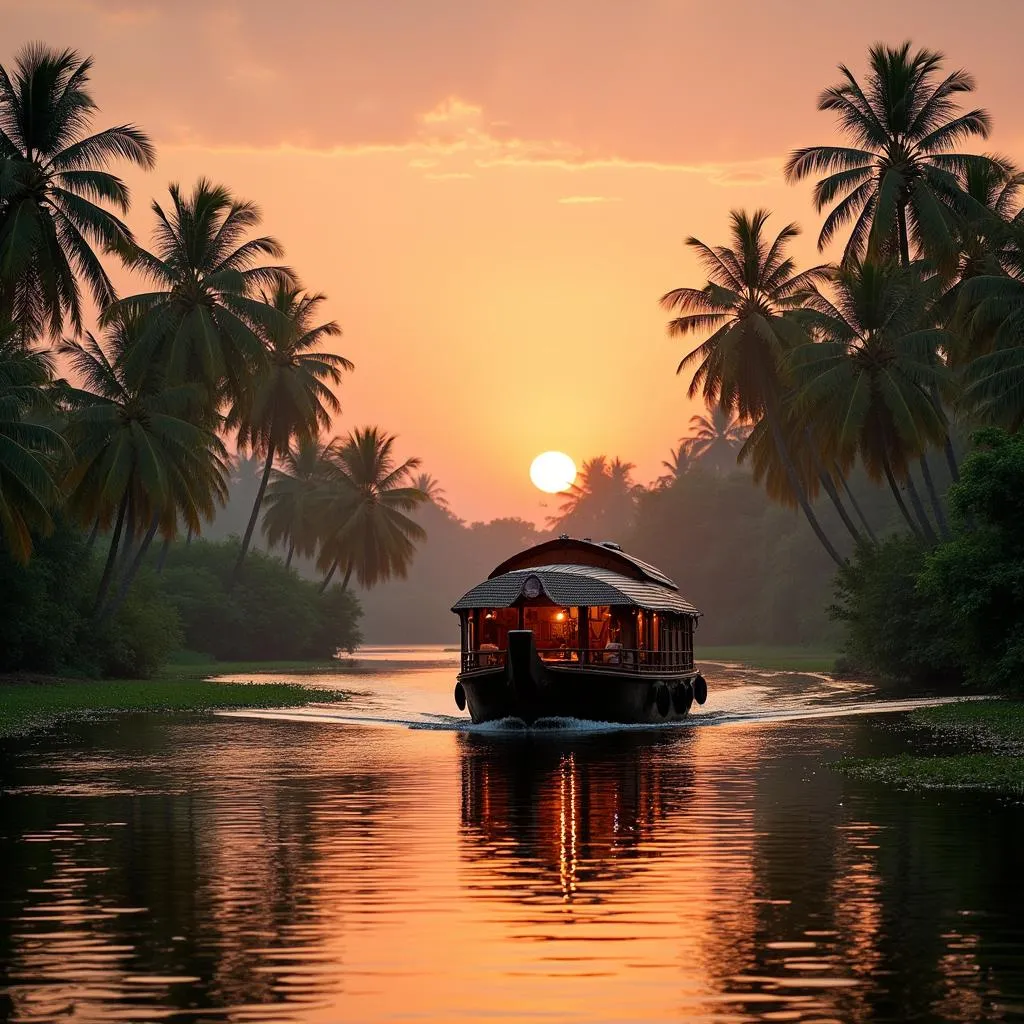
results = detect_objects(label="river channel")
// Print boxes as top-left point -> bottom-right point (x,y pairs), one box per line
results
1,647 -> 1022,1022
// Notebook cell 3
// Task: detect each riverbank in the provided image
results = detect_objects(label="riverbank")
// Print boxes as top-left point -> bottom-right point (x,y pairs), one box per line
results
164,656 -> 357,678
0,677 -> 347,739
835,700 -> 1024,794
698,645 -> 837,673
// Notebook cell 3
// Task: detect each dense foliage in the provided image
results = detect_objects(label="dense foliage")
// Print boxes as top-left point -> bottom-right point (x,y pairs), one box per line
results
0,523 -> 181,677
833,430 -> 1024,690
0,44 -> 424,676
920,429 -> 1024,689
0,530 -> 362,676
657,42 -> 1024,683
160,540 -> 362,661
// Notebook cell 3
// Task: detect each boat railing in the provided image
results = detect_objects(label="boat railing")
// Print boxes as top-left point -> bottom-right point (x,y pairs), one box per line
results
461,648 -> 693,674
462,649 -> 508,672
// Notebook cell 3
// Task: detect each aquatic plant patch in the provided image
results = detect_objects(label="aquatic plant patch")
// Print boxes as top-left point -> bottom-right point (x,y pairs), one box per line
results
0,679 -> 347,738
833,700 -> 1024,794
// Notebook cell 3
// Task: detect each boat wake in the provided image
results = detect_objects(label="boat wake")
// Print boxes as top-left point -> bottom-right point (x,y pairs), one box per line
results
217,693 -> 986,734
212,646 -> 987,734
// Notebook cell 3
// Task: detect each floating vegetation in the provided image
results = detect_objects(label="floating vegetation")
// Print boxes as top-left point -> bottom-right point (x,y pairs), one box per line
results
0,679 -> 347,739
834,700 -> 1024,794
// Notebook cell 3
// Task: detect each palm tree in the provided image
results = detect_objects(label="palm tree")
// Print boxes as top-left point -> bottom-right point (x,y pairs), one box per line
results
109,179 -> 291,399
59,326 -> 229,613
0,331 -> 64,561
661,209 -> 845,565
656,443 -> 692,488
917,158 -> 1024,448
0,44 -> 155,338
228,283 -> 351,575
785,41 -> 993,267
316,427 -> 426,591
790,259 -> 953,541
551,456 -> 639,538
959,264 -> 1024,429
261,436 -> 334,568
683,407 -> 751,472
412,472 -> 450,510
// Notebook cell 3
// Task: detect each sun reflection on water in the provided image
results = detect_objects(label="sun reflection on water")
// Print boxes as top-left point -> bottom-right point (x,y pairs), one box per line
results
0,655 -> 1022,1022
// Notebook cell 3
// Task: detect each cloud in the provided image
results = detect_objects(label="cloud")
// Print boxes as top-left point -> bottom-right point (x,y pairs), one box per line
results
419,97 -> 484,126
558,195 -> 623,204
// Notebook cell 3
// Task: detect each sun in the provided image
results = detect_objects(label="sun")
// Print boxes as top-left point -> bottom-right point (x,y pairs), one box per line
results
530,451 -> 577,494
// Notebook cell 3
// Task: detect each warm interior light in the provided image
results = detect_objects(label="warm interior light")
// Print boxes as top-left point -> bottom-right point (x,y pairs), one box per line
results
555,611 -> 565,621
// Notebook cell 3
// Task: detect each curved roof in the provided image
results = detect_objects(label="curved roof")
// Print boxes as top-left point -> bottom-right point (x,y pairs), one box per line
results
488,538 -> 677,589
451,564 -> 700,615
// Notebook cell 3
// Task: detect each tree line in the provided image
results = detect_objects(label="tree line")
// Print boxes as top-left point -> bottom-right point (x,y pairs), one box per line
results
662,42 -> 1023,565
656,42 -> 1024,686
0,43 -> 430,659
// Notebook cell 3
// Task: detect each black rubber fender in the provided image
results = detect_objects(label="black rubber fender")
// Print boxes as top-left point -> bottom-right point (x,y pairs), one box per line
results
693,674 -> 708,705
454,681 -> 467,711
655,683 -> 671,717
673,680 -> 693,714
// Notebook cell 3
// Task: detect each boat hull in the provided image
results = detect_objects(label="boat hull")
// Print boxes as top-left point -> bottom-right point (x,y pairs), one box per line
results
456,630 -> 705,725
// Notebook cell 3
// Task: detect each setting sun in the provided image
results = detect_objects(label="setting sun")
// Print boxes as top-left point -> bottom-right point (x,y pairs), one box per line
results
529,451 -> 577,494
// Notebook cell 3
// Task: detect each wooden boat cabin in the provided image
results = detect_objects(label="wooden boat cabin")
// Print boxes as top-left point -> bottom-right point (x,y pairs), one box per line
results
453,536 -> 699,673
451,537 -> 706,724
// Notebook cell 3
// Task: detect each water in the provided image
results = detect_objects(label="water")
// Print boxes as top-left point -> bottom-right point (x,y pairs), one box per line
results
1,648 -> 1022,1023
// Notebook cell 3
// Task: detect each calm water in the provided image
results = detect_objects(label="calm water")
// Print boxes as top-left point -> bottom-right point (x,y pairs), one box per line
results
1,649 -> 1023,1023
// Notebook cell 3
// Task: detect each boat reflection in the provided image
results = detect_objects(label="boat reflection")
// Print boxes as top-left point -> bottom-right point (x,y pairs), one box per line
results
458,729 -> 695,899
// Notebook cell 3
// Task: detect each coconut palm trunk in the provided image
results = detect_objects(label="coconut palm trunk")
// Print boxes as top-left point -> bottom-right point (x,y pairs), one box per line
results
837,466 -> 877,544
319,559 -> 338,593
285,542 -> 294,569
768,410 -> 845,567
95,491 -> 129,611
156,536 -> 170,573
919,454 -> 950,539
117,490 -> 137,572
235,447 -> 275,578
803,434 -> 862,545
904,470 -> 938,545
881,454 -> 923,540
817,469 -> 864,545
99,514 -> 160,622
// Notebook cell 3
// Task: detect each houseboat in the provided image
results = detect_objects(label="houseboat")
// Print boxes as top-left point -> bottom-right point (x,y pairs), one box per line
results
451,536 -> 707,724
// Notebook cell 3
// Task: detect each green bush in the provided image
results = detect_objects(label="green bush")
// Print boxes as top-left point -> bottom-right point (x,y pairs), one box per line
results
833,430 -> 1024,692
831,536 -> 959,684
0,527 -> 361,678
90,572 -> 183,678
919,429 -> 1024,692
160,539 -> 362,661
0,524 -> 92,674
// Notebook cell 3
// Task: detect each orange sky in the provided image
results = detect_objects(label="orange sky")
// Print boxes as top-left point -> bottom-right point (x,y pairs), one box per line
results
9,1 -> 1024,522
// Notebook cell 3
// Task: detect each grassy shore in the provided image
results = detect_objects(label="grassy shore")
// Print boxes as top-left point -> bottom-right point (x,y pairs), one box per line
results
163,657 -> 355,678
0,678 -> 347,740
697,645 -> 837,673
835,700 -> 1024,795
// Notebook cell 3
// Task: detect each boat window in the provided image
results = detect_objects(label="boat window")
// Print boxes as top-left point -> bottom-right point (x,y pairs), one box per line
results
588,606 -> 613,649
523,605 -> 579,658
479,608 -> 518,650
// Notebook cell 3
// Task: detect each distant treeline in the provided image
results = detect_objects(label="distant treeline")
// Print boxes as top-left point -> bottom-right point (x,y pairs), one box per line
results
0,530 -> 362,678
347,452 -> 955,650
